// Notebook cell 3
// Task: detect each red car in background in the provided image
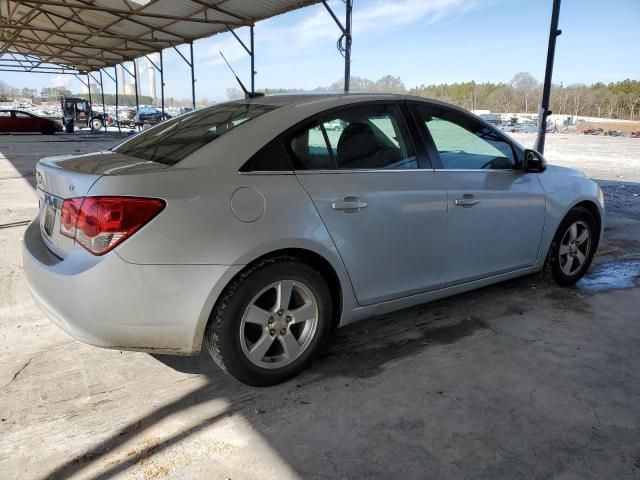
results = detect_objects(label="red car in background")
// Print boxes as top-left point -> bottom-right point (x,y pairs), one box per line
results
0,109 -> 62,134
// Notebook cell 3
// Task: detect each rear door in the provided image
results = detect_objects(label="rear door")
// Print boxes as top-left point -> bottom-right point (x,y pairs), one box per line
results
410,103 -> 546,286
290,102 -> 448,306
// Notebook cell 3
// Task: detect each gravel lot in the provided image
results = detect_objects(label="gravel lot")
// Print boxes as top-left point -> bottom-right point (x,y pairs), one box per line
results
1,132 -> 639,480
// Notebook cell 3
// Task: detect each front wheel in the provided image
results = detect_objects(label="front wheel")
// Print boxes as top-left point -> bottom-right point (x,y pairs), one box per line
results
205,258 -> 332,386
542,206 -> 598,286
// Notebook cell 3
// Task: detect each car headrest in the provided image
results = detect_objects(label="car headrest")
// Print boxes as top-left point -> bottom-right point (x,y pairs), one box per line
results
336,122 -> 382,167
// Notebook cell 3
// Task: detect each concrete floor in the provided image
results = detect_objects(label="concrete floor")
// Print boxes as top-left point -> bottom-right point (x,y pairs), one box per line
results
1,133 -> 639,480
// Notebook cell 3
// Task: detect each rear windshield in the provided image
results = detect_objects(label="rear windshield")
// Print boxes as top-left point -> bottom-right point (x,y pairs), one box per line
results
112,102 -> 279,165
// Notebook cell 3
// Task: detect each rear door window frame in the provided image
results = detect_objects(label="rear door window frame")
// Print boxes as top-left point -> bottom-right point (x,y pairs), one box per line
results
281,100 -> 432,172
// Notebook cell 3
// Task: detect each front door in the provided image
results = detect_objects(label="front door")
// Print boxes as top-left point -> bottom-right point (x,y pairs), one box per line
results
289,103 -> 448,306
411,104 -> 546,286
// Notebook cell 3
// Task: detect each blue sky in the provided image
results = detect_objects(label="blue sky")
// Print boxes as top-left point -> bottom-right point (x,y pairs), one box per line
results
3,0 -> 639,102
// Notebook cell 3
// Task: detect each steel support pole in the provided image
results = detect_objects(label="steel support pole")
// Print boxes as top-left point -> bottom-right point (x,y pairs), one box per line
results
87,74 -> 92,108
160,50 -> 165,118
189,42 -> 196,109
114,66 -> 121,133
250,25 -> 255,93
322,0 -> 353,93
99,70 -> 106,131
535,0 -> 562,154
344,0 -> 352,93
133,60 -> 140,130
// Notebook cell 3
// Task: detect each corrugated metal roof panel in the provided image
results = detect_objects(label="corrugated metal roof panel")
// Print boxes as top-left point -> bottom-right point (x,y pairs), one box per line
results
0,0 -> 322,72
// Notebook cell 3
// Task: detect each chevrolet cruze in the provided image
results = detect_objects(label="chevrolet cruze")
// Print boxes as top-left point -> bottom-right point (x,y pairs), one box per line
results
23,94 -> 604,386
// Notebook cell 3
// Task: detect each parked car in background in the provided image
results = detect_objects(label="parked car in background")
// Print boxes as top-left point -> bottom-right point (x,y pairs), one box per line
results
119,106 -> 170,129
23,94 -> 605,386
0,109 -> 62,134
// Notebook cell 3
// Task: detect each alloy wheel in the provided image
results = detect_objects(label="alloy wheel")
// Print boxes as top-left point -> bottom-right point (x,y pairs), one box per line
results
239,280 -> 319,369
558,220 -> 591,276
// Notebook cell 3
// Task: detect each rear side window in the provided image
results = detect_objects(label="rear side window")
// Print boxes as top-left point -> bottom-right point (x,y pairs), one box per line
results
242,140 -> 291,171
287,104 -> 417,170
113,103 -> 279,165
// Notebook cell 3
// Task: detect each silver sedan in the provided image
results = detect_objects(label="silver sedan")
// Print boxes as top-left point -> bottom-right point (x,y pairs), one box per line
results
23,94 -> 605,386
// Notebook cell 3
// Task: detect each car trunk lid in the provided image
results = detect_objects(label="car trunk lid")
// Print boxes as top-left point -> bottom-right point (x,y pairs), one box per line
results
36,151 -> 170,258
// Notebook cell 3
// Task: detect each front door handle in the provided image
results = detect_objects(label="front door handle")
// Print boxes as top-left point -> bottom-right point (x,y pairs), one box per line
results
332,196 -> 368,212
454,194 -> 479,208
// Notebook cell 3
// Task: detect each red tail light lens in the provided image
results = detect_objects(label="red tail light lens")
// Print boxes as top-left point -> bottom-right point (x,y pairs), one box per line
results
60,196 -> 165,255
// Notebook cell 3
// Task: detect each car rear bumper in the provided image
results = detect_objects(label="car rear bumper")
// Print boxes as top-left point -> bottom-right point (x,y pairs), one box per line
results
22,218 -> 240,355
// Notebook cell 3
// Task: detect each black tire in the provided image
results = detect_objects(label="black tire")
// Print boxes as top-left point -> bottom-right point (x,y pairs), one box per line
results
541,206 -> 598,286
41,126 -> 56,135
204,257 -> 332,386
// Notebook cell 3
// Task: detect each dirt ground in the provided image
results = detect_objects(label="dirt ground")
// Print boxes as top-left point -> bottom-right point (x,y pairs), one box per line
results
1,132 -> 639,480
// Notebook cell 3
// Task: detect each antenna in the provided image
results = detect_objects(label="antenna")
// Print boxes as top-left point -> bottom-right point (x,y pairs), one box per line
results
220,51 -> 264,99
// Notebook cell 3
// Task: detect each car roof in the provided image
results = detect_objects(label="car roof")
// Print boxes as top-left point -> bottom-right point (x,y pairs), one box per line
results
231,93 -> 474,117
236,93 -> 413,107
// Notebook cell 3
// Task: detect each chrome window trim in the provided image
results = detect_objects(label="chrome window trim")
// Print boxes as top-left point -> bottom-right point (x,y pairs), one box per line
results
293,168 -> 436,174
433,168 -> 522,173
239,170 -> 295,175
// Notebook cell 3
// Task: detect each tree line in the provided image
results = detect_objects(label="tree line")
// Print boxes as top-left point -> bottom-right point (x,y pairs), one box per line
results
408,74 -> 640,120
248,73 -> 640,121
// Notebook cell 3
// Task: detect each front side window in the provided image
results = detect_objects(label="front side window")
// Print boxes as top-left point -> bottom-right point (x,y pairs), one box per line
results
15,112 -> 31,119
113,103 -> 279,165
415,106 -> 516,170
288,104 -> 417,170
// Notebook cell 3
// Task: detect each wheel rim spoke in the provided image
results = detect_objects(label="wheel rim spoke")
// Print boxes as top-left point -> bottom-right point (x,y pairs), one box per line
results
290,301 -> 315,325
559,244 -> 570,255
276,280 -> 294,311
561,256 -> 574,275
575,250 -> 586,266
248,333 -> 274,362
575,229 -> 589,245
279,331 -> 302,359
569,223 -> 578,241
244,305 -> 272,326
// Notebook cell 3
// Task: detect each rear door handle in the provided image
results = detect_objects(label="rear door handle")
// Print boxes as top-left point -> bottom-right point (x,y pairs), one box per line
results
332,197 -> 368,211
454,195 -> 479,208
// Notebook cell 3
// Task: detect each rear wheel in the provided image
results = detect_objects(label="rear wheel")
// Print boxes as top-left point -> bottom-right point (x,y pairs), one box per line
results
541,206 -> 598,286
205,257 -> 332,386
91,118 -> 103,131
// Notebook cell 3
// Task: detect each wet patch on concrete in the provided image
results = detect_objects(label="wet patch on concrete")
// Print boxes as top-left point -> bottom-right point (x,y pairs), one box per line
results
578,260 -> 640,293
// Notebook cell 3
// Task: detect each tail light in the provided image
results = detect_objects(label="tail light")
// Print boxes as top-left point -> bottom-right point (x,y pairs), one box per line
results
60,196 -> 165,255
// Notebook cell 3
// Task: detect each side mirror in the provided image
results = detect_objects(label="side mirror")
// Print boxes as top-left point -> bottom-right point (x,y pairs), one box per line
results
524,149 -> 547,173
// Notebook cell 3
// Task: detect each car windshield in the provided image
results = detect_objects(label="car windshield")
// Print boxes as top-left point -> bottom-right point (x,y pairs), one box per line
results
112,102 -> 279,165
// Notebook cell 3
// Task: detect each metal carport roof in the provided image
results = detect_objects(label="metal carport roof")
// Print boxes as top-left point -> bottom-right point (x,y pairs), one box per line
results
0,0 -> 322,73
